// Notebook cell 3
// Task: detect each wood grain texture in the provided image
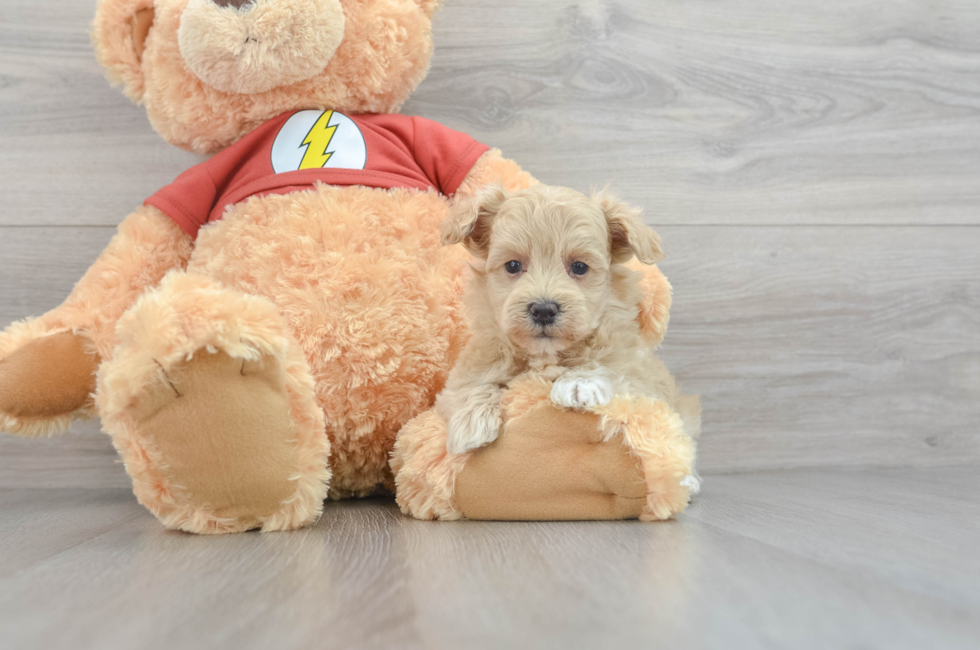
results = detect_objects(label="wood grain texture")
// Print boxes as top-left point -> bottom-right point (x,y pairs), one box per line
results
0,419 -> 125,490
1,0 -> 979,226
658,225 -> 980,472
414,0 -> 980,225
0,469 -> 977,650
0,0 -> 202,227
0,228 -> 115,327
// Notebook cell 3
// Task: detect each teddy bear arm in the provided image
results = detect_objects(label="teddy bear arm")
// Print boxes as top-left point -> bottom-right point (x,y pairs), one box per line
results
0,205 -> 193,436
455,149 -> 539,198
393,380 -> 697,522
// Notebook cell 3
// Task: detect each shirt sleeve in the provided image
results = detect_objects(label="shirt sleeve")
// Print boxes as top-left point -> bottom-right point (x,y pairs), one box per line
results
411,116 -> 491,196
144,162 -> 218,239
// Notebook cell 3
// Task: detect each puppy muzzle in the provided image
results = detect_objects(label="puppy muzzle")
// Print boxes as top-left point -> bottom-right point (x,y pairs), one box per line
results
178,0 -> 346,94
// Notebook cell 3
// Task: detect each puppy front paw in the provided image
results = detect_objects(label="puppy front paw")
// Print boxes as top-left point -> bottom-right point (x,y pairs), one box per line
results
680,474 -> 702,496
446,403 -> 503,455
551,373 -> 613,410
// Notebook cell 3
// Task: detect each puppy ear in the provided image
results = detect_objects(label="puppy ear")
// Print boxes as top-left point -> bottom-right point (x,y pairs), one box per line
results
442,186 -> 508,259
92,0 -> 156,103
595,189 -> 664,265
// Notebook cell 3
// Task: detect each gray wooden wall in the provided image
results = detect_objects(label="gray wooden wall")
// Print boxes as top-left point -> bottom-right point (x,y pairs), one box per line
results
1,0 -> 978,488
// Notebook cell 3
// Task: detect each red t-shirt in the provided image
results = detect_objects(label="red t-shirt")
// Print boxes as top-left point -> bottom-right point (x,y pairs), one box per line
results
145,111 -> 491,238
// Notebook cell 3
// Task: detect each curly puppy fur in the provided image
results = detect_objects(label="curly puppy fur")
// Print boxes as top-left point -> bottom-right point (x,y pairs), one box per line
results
437,185 -> 692,455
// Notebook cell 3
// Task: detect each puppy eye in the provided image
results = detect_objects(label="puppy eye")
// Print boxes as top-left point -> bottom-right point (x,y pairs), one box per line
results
505,260 -> 523,274
570,262 -> 589,276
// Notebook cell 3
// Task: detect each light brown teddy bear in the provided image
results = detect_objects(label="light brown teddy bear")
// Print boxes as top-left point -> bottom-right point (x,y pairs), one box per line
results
0,0 -> 698,533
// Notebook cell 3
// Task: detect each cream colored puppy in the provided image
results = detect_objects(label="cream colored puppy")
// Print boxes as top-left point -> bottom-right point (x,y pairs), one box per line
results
438,184 -> 690,456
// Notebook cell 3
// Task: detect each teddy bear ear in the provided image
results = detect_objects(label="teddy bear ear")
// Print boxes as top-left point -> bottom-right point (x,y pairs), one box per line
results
91,0 -> 156,103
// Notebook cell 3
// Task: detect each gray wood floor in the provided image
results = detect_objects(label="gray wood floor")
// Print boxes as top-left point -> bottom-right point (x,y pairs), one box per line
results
0,468 -> 978,650
1,0 -> 979,647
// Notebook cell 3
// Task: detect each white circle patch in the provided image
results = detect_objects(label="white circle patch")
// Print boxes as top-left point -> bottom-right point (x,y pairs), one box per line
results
270,110 -> 367,174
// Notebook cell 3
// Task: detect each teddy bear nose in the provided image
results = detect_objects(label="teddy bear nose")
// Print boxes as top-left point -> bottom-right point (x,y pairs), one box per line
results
211,0 -> 254,8
179,0 -> 346,95
528,301 -> 560,326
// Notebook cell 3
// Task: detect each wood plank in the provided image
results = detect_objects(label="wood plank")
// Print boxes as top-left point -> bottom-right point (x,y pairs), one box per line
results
1,0 -> 979,225
1,225 -> 977,484
0,493 -> 425,650
0,227 -> 115,325
657,224 -> 980,472
0,469 -> 977,649
687,469 -> 980,611
0,488 -> 136,578
0,419 -> 125,490
0,0 -> 202,227
416,0 -> 980,224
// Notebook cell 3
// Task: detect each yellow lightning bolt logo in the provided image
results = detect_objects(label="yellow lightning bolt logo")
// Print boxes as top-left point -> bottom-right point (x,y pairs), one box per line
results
299,110 -> 338,170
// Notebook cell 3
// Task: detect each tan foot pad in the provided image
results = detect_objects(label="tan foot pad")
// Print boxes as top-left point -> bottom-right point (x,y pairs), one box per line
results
134,351 -> 300,526
0,332 -> 99,419
455,404 -> 648,520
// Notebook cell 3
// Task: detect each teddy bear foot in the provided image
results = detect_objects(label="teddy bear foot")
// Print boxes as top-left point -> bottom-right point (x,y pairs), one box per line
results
131,350 -> 308,533
97,271 -> 331,534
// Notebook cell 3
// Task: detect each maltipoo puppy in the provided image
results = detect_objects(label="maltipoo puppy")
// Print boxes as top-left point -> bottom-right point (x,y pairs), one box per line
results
437,184 -> 696,456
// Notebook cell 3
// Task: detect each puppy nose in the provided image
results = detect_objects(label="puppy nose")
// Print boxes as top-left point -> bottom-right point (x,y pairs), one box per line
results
212,0 -> 254,7
528,301 -> 560,326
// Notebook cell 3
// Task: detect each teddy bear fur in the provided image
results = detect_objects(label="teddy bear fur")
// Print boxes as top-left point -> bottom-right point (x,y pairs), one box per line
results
0,0 -> 697,533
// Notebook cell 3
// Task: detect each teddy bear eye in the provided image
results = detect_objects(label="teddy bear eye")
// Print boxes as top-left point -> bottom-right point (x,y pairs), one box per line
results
570,262 -> 589,276
505,260 -> 523,274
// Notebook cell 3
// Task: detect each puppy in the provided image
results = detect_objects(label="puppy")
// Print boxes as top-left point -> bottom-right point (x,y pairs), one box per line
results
437,184 -> 693,457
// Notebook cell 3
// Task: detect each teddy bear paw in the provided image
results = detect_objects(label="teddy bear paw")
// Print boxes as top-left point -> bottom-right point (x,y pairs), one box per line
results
117,350 -> 315,533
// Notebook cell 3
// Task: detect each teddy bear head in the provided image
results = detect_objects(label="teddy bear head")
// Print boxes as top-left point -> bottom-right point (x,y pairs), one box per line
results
93,0 -> 441,154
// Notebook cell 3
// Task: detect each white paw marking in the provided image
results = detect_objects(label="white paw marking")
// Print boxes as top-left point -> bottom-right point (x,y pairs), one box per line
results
550,374 -> 614,410
446,403 -> 502,455
680,475 -> 701,495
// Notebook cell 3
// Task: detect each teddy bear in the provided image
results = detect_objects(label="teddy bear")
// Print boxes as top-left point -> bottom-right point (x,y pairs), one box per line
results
0,0 -> 698,533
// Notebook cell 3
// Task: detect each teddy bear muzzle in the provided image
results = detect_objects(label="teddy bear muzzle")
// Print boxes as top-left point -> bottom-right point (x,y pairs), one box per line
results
177,0 -> 346,94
